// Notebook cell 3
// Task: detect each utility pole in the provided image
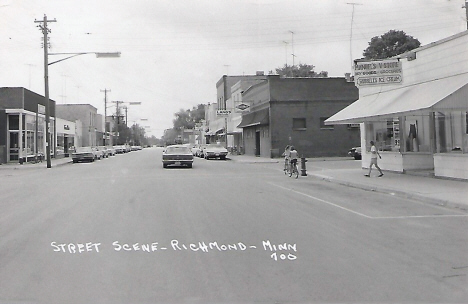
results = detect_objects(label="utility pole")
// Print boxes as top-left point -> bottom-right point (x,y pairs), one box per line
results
347,2 -> 362,74
112,100 -> 124,144
35,14 -> 56,168
101,88 -> 110,145
289,30 -> 295,66
282,41 -> 289,67
464,1 -> 468,30
124,106 -> 128,127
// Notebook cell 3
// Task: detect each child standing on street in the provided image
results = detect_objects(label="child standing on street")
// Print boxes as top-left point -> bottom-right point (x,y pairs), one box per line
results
365,141 -> 383,177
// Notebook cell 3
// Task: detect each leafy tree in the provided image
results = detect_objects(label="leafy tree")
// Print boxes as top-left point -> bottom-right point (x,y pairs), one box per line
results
363,30 -> 421,60
172,104 -> 205,130
275,63 -> 328,78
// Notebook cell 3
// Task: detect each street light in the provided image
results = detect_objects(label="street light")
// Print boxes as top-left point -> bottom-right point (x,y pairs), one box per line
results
48,52 -> 121,65
36,14 -> 120,168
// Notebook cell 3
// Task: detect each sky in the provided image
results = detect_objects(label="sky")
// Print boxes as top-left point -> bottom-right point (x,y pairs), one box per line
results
0,0 -> 466,138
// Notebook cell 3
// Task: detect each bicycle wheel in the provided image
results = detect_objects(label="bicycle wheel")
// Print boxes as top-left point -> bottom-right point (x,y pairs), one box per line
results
288,167 -> 292,177
294,165 -> 299,179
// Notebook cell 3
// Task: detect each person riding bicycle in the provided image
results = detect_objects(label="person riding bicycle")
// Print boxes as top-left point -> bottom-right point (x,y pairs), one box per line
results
282,145 -> 290,172
288,146 -> 298,170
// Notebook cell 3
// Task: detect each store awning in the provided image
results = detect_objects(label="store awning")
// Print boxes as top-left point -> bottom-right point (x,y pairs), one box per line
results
327,73 -> 468,124
205,127 -> 224,136
237,108 -> 269,128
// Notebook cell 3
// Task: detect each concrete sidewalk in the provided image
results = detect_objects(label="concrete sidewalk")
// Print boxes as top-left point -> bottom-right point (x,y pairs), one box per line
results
229,154 -> 468,211
0,157 -> 73,170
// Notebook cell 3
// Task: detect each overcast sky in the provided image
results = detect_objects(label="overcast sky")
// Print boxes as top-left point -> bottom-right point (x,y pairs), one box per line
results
0,0 -> 466,138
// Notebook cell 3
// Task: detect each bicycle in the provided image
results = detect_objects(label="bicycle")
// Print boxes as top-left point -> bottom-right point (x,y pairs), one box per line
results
283,158 -> 290,175
288,160 -> 299,179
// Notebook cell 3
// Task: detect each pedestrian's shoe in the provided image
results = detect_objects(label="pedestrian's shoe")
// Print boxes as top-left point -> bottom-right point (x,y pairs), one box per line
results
378,173 -> 384,177
364,174 -> 370,177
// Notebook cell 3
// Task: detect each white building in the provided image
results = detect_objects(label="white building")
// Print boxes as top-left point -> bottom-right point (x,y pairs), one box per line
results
328,31 -> 468,180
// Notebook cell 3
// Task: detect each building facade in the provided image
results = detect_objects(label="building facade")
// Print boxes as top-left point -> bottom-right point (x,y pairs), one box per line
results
210,74 -> 268,148
0,87 -> 57,164
238,76 -> 360,158
56,104 -> 99,147
327,31 -> 468,180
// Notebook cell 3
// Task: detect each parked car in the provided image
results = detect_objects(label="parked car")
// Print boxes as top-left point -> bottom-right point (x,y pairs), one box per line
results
114,145 -> 125,154
203,144 -> 228,160
196,145 -> 206,158
162,145 -> 194,168
92,147 -> 103,160
348,146 -> 362,160
191,144 -> 202,156
72,147 -> 95,163
106,146 -> 116,156
97,146 -> 109,158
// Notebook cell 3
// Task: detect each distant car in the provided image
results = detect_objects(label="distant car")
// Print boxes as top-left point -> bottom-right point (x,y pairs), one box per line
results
203,144 -> 228,160
114,145 -> 125,154
191,144 -> 202,156
162,145 -> 194,168
72,147 -> 95,163
348,146 -> 362,160
92,147 -> 103,160
97,146 -> 109,158
106,146 -> 116,156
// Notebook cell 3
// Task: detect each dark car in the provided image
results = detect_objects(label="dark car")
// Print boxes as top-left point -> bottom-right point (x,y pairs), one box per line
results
72,147 -> 96,163
162,145 -> 194,168
348,146 -> 362,160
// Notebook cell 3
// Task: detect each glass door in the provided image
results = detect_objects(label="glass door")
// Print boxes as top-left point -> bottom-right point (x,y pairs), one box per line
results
9,132 -> 19,161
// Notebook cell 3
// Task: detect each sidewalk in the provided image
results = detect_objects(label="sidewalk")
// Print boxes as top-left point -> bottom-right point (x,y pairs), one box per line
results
0,157 -> 72,170
229,154 -> 468,210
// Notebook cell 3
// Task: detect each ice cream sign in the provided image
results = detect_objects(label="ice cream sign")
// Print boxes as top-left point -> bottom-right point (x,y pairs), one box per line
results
354,59 -> 403,87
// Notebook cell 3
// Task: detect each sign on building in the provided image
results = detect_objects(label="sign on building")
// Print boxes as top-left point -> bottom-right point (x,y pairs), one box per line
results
354,59 -> 403,87
216,109 -> 232,116
235,103 -> 250,113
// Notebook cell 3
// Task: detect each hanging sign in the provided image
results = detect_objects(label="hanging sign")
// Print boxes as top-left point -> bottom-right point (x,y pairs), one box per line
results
216,110 -> 231,116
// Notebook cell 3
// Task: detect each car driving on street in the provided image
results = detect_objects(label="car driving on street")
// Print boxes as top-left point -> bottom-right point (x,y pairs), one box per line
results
162,145 -> 194,168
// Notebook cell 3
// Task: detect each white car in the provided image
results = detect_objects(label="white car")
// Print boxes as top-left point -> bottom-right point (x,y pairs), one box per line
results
203,144 -> 228,160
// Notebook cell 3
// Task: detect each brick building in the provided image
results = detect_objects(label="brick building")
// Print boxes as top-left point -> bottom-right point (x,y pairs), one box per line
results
238,76 -> 360,158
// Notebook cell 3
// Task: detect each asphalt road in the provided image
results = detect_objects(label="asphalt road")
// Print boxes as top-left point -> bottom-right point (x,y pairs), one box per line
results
1,147 -> 467,303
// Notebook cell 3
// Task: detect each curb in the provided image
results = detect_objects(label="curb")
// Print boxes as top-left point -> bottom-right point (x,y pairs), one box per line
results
0,159 -> 73,170
308,173 -> 468,212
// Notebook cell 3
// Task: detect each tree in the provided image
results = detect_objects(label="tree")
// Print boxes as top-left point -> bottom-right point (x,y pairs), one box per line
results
172,104 -> 205,130
275,63 -> 328,78
363,30 -> 421,60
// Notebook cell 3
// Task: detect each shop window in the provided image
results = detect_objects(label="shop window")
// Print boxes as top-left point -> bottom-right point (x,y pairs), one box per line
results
320,117 -> 333,130
8,115 -> 19,130
371,120 -> 396,151
293,118 -> 306,130
436,111 -> 466,153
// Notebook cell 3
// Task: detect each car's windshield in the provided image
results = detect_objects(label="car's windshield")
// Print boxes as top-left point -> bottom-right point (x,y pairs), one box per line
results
166,146 -> 190,153
206,144 -> 223,149
75,147 -> 92,153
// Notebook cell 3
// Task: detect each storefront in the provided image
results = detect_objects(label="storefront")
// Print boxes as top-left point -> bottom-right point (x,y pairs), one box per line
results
0,88 -> 55,164
327,31 -> 468,180
56,118 -> 76,157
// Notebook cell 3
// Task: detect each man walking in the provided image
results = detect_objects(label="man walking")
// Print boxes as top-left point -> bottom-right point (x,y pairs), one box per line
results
365,141 -> 383,177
